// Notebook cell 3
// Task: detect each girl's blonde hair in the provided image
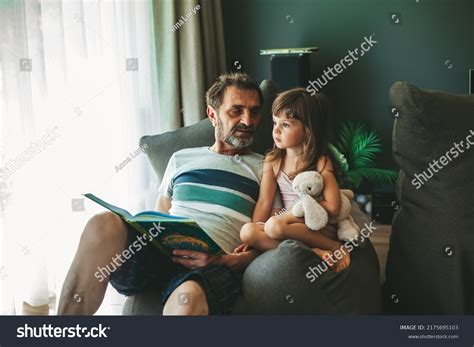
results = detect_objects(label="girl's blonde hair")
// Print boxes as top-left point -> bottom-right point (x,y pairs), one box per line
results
265,88 -> 333,179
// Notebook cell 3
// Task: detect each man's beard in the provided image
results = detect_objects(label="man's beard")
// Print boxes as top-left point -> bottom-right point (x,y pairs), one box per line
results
216,116 -> 255,149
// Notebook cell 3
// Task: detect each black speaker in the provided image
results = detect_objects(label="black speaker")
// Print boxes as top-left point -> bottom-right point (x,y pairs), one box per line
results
270,54 -> 310,91
371,192 -> 398,225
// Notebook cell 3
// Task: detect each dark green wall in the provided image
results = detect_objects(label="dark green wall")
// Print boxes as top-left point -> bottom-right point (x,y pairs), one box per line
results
222,0 -> 474,171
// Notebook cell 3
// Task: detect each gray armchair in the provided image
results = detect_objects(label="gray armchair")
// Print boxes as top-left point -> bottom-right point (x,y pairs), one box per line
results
122,80 -> 382,315
383,82 -> 474,314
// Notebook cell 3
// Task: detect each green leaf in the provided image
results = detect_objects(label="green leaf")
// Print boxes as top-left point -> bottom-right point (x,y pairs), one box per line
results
336,122 -> 357,160
353,155 -> 377,169
346,171 -> 364,187
352,131 -> 382,166
334,120 -> 397,187
348,168 -> 398,187
329,144 -> 349,172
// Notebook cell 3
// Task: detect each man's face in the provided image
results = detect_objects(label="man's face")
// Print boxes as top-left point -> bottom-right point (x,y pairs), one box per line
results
208,86 -> 261,149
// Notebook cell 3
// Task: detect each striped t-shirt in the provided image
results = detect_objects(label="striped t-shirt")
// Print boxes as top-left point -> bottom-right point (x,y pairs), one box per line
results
158,146 -> 281,254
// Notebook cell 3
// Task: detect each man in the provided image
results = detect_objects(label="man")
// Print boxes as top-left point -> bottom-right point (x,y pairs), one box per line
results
58,73 -> 278,315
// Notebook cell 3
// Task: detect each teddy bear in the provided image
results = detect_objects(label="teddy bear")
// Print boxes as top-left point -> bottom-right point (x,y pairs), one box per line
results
291,171 -> 360,241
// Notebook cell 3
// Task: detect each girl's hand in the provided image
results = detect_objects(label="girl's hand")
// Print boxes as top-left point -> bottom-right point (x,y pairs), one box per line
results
233,243 -> 250,253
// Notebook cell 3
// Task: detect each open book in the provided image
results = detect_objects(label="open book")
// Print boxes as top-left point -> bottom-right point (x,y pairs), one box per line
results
83,194 -> 225,256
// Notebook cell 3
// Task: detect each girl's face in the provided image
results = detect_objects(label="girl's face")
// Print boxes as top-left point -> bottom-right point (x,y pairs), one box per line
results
272,113 -> 305,149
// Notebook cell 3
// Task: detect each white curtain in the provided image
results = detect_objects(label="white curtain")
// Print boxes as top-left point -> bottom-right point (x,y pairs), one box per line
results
0,0 -> 160,314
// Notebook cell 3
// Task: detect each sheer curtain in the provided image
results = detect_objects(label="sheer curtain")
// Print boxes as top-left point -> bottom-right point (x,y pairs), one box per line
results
0,0 -> 160,314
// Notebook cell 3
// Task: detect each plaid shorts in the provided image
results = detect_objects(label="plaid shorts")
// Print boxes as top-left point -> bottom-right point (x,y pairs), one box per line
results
109,224 -> 242,315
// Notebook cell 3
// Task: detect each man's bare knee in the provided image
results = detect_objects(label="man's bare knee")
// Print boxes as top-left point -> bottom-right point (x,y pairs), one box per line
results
163,280 -> 209,316
81,212 -> 127,244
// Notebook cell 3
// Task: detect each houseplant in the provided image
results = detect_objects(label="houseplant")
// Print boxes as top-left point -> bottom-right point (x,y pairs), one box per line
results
329,121 -> 398,190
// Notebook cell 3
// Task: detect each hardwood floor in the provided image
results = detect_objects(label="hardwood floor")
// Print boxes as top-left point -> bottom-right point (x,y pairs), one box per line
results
368,224 -> 391,283
20,286 -> 127,316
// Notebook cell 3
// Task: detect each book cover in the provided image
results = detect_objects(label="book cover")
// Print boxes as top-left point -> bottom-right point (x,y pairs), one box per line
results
83,193 -> 225,256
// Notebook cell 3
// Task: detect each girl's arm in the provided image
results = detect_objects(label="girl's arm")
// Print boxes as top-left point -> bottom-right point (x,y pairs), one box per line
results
252,161 -> 278,222
317,157 -> 341,217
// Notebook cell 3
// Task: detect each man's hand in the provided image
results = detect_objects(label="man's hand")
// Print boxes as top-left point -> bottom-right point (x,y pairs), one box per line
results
171,249 -> 217,269
216,249 -> 260,272
172,248 -> 260,273
233,243 -> 250,253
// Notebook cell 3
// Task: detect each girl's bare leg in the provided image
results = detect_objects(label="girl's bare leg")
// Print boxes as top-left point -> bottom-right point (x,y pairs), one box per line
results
265,212 -> 351,271
312,248 -> 336,267
264,212 -> 341,250
240,223 -> 280,251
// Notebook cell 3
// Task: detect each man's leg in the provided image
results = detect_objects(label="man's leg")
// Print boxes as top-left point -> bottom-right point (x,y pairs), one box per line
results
162,280 -> 209,315
57,212 -> 128,315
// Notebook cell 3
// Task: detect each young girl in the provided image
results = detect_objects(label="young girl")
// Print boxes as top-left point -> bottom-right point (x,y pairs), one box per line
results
237,88 -> 350,272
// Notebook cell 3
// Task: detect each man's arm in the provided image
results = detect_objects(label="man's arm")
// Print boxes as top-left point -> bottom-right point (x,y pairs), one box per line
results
172,249 -> 261,273
155,195 -> 171,214
155,154 -> 176,213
